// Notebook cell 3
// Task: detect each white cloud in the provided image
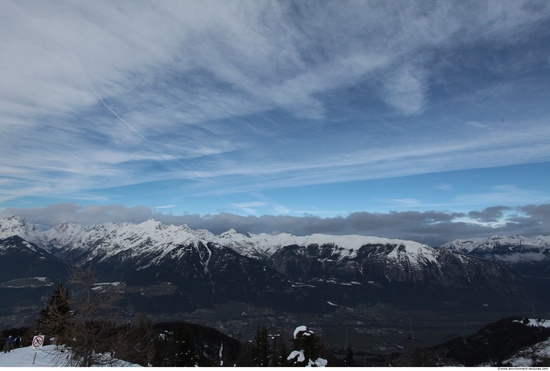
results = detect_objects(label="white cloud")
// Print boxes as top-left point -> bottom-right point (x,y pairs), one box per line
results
231,202 -> 267,208
464,121 -> 491,130
380,63 -> 428,114
378,198 -> 422,207
436,184 -> 454,191
230,202 -> 268,215
1,0 -> 550,204
154,205 -> 176,210
454,185 -> 550,206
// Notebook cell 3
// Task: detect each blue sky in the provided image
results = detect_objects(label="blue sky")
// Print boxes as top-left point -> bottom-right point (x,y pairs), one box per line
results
1,0 -> 550,244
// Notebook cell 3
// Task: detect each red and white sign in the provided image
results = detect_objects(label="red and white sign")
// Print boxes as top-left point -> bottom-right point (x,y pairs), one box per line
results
32,335 -> 44,350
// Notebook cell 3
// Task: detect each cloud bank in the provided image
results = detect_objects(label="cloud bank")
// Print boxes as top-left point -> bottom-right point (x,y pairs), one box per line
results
2,203 -> 549,247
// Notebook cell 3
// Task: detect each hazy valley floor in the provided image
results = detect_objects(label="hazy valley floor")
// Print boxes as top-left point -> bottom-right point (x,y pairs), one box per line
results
148,301 -> 549,354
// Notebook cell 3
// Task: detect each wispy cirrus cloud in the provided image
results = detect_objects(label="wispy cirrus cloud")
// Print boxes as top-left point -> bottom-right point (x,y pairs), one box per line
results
436,184 -> 454,191
454,185 -> 550,206
1,0 -> 550,209
154,205 -> 176,210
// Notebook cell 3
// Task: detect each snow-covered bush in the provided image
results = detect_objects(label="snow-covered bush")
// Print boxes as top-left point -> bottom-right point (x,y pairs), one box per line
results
287,325 -> 327,367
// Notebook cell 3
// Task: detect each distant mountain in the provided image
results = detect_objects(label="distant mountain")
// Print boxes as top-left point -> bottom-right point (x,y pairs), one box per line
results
0,216 -> 539,329
268,241 -> 531,310
441,234 -> 550,258
0,235 -> 65,281
440,234 -> 550,309
0,216 -> 45,244
440,234 -> 550,278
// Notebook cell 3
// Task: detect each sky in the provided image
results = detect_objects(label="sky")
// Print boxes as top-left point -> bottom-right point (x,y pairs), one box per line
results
1,0 -> 550,246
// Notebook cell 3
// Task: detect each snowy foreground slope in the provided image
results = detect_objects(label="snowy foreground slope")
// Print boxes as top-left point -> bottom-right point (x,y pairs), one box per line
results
500,338 -> 550,367
477,319 -> 550,367
0,345 -> 139,367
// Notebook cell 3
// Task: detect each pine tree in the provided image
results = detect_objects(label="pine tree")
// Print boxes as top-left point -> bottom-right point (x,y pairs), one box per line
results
344,346 -> 354,367
271,333 -> 289,367
36,283 -> 71,341
253,325 -> 270,366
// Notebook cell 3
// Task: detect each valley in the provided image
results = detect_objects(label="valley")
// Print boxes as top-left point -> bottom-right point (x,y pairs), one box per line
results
149,301 -> 545,355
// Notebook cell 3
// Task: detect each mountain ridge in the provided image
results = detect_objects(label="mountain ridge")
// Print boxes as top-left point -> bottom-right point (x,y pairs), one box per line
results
5,215 -> 549,260
0,216 -> 542,330
0,216 -> 433,265
441,234 -> 550,254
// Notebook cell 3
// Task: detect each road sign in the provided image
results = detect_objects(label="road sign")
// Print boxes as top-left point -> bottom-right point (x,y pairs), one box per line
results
32,335 -> 44,350
31,335 -> 45,364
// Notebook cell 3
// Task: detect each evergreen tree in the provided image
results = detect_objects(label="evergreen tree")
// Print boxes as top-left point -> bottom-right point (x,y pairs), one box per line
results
272,334 -> 289,367
36,283 -> 71,341
344,346 -> 354,367
35,267 -> 122,366
252,325 -> 270,366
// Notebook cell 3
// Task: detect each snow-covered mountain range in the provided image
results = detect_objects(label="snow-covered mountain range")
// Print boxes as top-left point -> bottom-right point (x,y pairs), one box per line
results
0,215 -> 427,263
3,215 -> 547,267
0,216 -> 542,328
440,233 -> 550,312
441,234 -> 550,277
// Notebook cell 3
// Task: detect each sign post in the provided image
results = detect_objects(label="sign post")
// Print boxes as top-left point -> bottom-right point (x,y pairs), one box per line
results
31,335 -> 44,364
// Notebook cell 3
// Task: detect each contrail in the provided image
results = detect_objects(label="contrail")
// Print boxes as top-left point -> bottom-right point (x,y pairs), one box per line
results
69,50 -> 217,186
70,51 -> 152,145
93,91 -> 153,145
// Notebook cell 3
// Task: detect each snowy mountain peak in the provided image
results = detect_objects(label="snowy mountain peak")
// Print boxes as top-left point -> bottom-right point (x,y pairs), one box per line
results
220,228 -> 238,237
138,218 -> 167,230
440,234 -> 550,267
482,234 -> 526,248
0,217 -> 435,263
0,215 -> 39,241
50,221 -> 85,235
442,234 -> 550,254
0,215 -> 28,230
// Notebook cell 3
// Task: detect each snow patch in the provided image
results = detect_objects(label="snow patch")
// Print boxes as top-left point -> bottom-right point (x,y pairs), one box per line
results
293,325 -> 308,339
309,357 -> 328,367
0,344 -> 140,367
91,282 -> 124,291
287,350 -> 305,363
513,318 -> 550,328
0,277 -> 53,288
501,337 -> 550,367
